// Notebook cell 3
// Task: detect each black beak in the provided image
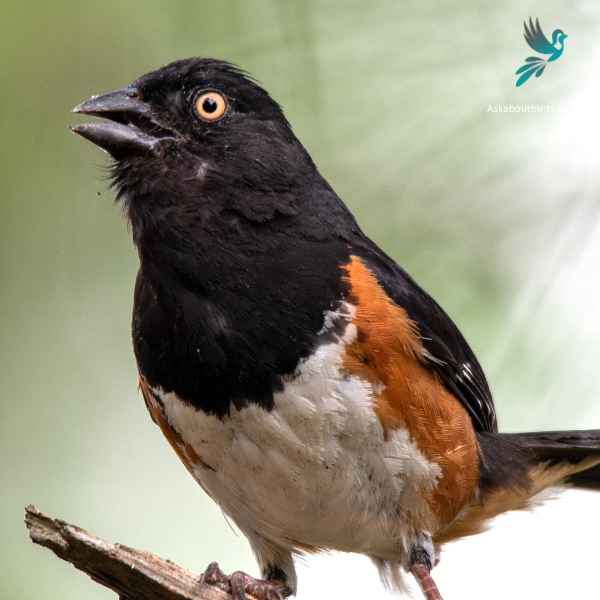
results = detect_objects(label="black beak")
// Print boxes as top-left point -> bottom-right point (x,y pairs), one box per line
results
71,87 -> 171,158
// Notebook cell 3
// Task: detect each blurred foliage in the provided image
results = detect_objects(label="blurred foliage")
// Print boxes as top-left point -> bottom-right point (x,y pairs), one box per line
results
1,1 -> 600,599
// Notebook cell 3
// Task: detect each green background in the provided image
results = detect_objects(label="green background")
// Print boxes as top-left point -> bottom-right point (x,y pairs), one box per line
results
2,1 -> 599,599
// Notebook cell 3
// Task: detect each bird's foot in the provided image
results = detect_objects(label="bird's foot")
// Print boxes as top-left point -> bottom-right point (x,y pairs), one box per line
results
409,533 -> 443,600
201,562 -> 292,600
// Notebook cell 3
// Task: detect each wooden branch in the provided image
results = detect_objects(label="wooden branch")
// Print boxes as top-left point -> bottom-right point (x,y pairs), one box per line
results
24,505 -> 258,600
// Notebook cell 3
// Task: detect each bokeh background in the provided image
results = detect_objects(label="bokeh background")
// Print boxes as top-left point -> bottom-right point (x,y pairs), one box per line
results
2,1 -> 600,599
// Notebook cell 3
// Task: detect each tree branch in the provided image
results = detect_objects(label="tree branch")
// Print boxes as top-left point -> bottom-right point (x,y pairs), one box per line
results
24,505 -> 258,600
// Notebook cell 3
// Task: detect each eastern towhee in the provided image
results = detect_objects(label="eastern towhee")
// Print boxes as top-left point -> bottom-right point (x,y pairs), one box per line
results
72,58 -> 600,600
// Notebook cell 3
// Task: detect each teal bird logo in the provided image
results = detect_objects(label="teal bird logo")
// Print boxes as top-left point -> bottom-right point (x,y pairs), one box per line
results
515,18 -> 568,87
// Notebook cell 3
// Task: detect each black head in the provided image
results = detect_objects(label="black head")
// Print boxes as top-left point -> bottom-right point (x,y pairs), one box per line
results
72,58 -> 321,233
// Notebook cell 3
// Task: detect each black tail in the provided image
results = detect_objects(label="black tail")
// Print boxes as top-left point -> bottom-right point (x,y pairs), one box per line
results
435,429 -> 600,544
436,430 -> 600,544
501,429 -> 600,488
478,429 -> 600,492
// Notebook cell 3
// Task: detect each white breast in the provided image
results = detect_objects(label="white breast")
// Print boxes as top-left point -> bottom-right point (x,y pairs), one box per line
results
152,306 -> 441,558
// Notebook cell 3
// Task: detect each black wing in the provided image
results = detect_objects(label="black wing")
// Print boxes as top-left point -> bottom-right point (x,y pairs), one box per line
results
524,17 -> 555,55
357,243 -> 498,433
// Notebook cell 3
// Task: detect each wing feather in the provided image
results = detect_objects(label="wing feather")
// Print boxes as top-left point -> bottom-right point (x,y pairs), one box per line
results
355,246 -> 498,433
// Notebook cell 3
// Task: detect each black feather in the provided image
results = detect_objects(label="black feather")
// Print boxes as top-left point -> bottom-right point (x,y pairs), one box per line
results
482,430 -> 600,491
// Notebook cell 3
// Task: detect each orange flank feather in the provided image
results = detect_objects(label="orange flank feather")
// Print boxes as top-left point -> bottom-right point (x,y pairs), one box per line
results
342,256 -> 480,527
138,376 -> 215,476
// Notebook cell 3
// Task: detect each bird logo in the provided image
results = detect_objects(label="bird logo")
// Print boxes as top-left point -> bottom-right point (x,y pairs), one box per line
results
515,18 -> 567,87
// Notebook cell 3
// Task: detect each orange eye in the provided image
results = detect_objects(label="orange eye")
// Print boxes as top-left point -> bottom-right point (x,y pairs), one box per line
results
194,91 -> 227,122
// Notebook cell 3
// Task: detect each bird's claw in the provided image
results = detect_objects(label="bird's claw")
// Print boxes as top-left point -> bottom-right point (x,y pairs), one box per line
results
201,561 -> 230,588
201,562 -> 290,600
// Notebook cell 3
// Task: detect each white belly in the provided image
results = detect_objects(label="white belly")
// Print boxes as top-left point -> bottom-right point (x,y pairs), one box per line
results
153,312 -> 441,557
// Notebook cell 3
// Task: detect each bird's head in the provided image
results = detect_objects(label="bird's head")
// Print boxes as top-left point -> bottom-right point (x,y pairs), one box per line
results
552,29 -> 568,48
72,58 -> 320,240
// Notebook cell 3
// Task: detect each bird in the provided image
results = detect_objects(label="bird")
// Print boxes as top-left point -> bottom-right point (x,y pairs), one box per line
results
515,18 -> 568,87
72,58 -> 600,600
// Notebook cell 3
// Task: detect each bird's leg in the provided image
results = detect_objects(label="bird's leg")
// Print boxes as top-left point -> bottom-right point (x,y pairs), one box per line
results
410,563 -> 443,600
409,533 -> 444,600
200,562 -> 292,600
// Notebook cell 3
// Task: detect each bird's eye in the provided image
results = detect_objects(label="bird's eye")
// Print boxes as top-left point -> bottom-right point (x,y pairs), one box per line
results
194,91 -> 227,122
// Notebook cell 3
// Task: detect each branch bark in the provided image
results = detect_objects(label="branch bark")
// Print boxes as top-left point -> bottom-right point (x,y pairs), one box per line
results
24,505 -> 258,600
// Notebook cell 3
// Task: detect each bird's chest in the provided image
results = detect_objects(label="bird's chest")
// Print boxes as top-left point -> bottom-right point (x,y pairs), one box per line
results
144,320 -> 442,555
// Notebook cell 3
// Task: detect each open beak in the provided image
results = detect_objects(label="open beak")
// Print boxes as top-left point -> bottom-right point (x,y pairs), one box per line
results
71,87 -> 171,158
